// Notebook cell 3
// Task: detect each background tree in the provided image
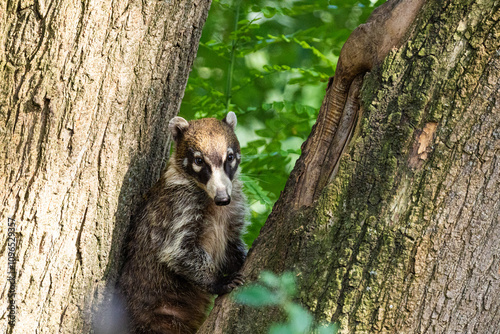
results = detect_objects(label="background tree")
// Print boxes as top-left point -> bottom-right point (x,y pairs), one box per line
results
199,0 -> 500,333
0,0 -> 210,333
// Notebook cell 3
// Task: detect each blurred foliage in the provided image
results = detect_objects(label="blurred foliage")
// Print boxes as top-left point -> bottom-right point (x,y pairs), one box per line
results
179,0 -> 382,247
234,271 -> 339,334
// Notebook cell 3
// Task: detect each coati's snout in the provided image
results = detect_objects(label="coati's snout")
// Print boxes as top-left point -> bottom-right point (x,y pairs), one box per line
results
215,194 -> 230,206
169,112 -> 241,205
208,167 -> 232,205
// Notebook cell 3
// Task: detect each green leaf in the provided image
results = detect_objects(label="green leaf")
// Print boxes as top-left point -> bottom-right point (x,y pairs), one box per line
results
255,128 -> 276,138
241,177 -> 273,205
272,101 -> 285,112
262,103 -> 272,111
284,303 -> 313,333
270,324 -> 295,334
246,139 -> 267,149
279,272 -> 297,297
316,323 -> 339,334
233,285 -> 279,306
262,6 -> 277,18
259,271 -> 280,288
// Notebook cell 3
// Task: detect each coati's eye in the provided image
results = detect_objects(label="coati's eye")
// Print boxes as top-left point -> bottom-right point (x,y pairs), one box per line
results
227,153 -> 234,162
194,157 -> 204,166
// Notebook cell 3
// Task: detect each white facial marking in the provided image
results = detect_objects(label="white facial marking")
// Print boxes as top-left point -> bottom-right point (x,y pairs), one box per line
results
183,158 -> 188,167
192,151 -> 203,172
227,147 -> 237,168
206,167 -> 232,199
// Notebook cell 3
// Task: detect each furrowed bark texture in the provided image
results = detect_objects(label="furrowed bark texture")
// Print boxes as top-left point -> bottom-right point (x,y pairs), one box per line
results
0,0 -> 210,332
199,0 -> 500,333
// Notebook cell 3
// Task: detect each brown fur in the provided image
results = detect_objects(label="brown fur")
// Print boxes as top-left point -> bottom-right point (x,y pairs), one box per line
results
119,114 -> 247,334
175,118 -> 240,168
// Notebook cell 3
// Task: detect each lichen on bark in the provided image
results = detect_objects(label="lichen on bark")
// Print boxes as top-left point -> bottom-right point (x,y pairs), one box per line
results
301,0 -> 500,331
199,0 -> 500,333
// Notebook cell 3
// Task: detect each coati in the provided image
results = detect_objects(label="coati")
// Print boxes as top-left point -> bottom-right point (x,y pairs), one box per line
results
119,112 -> 247,334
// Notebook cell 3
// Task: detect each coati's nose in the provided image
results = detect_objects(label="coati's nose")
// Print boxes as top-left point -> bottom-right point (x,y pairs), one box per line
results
214,191 -> 231,206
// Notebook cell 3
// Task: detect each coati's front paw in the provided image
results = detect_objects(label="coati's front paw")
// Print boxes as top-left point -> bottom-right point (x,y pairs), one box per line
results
209,273 -> 245,295
225,272 -> 245,290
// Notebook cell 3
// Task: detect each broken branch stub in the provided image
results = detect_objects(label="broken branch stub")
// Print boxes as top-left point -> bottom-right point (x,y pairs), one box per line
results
291,0 -> 426,210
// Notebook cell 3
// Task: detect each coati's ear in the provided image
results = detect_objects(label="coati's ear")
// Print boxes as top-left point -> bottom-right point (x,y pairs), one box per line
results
169,116 -> 189,142
223,111 -> 237,130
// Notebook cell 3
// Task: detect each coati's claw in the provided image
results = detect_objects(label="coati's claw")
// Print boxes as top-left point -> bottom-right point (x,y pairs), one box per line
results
231,273 -> 245,286
221,273 -> 246,292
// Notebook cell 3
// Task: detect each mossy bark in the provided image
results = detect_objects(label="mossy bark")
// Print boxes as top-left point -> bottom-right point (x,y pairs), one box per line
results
0,0 -> 210,333
199,1 -> 500,333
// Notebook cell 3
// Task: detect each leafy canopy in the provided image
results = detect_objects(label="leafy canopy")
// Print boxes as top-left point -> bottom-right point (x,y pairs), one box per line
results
179,0 -> 381,246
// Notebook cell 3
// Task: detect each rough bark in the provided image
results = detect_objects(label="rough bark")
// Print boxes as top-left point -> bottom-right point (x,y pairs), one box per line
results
199,0 -> 500,333
0,0 -> 210,333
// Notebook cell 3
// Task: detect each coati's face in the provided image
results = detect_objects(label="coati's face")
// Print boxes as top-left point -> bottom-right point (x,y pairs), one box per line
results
169,112 -> 241,206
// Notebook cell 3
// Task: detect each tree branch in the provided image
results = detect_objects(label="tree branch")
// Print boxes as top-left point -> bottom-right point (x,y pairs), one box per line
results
291,0 -> 426,209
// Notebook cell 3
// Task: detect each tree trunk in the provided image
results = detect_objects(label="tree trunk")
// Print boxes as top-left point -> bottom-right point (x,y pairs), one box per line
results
0,0 -> 210,333
199,0 -> 500,333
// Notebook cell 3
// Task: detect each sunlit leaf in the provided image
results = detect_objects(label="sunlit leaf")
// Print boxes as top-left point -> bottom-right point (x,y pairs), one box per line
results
233,285 -> 279,306
259,271 -> 280,288
269,324 -> 295,334
262,6 -> 277,18
317,323 -> 340,334
284,303 -> 313,333
279,272 -> 297,297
